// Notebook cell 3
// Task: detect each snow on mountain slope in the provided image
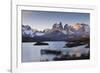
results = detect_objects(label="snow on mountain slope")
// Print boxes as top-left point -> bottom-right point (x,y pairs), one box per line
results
35,32 -> 45,36
22,25 -> 35,37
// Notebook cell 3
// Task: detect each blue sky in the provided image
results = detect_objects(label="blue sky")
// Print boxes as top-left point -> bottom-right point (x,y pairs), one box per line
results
22,10 -> 90,31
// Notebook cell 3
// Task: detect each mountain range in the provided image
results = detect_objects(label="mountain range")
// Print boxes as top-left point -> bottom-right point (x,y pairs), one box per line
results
22,22 -> 90,42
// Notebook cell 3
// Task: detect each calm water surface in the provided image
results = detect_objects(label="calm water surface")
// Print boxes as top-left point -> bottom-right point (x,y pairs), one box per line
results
22,42 -> 89,62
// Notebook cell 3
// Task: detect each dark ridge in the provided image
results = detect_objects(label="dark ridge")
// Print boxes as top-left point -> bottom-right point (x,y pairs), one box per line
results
64,42 -> 85,48
34,42 -> 49,45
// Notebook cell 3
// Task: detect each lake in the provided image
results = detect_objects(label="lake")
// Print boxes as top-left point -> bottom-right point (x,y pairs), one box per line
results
22,42 -> 89,62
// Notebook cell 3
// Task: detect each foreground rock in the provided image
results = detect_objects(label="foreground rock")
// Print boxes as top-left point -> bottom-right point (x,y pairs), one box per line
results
53,53 -> 90,61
